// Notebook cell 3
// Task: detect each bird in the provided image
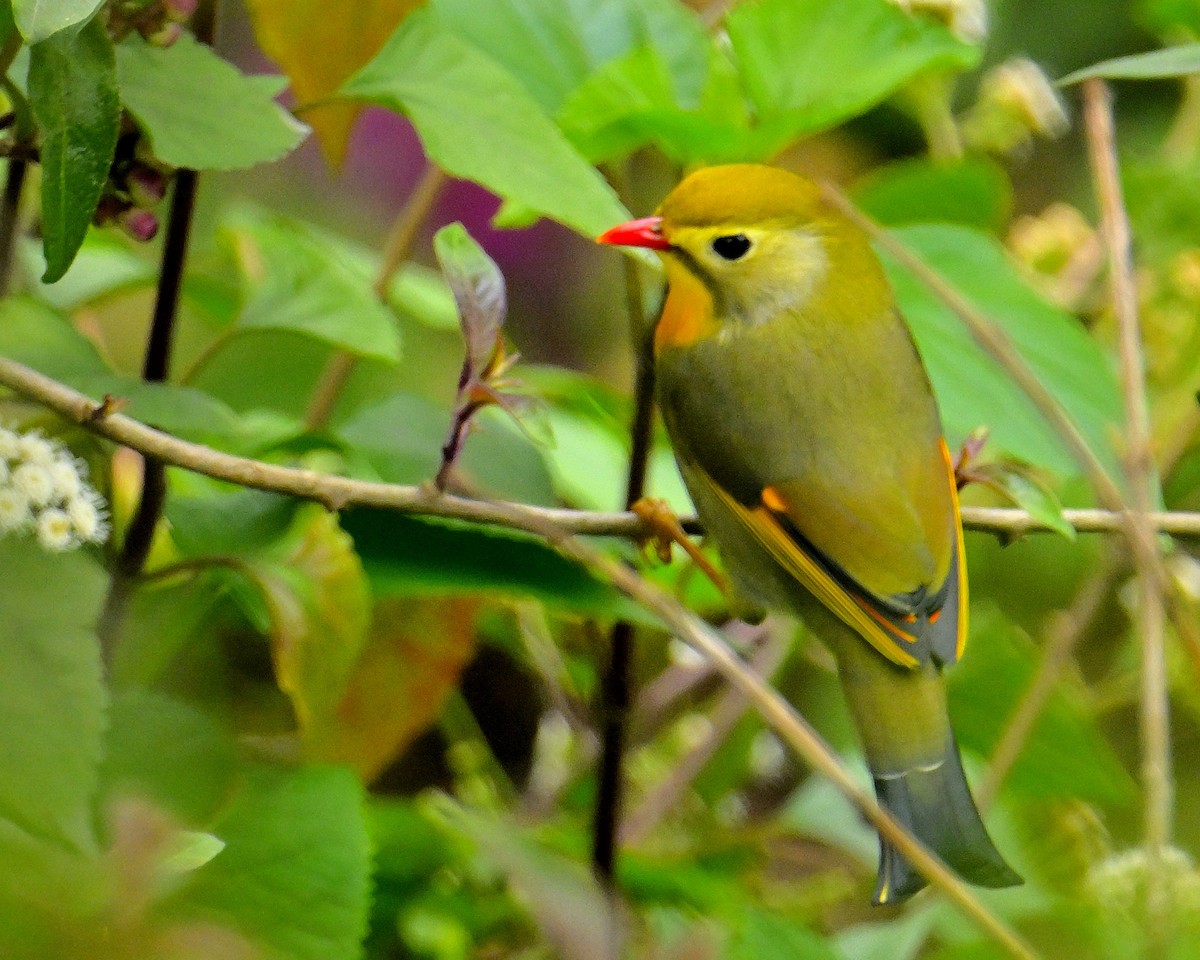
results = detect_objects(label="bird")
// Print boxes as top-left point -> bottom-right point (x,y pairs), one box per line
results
597,163 -> 1021,905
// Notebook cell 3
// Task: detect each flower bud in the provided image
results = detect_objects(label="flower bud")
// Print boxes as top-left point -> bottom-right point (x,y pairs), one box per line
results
121,209 -> 160,243
964,57 -> 1069,154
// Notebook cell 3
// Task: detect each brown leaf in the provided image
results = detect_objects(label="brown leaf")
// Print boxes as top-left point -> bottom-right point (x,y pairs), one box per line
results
244,0 -> 425,167
314,596 -> 479,781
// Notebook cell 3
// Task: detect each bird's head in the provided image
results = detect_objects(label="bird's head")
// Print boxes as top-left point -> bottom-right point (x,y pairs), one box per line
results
599,165 -> 862,333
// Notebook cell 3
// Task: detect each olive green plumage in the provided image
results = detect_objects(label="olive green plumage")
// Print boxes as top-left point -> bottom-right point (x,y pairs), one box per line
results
602,164 -> 1020,904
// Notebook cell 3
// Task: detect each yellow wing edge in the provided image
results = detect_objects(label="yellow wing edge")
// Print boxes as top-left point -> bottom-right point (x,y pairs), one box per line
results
940,438 -> 970,662
700,473 -> 921,670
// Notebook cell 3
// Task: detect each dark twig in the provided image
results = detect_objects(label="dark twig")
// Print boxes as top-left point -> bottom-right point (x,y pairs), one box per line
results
593,177 -> 658,885
0,158 -> 26,295
98,1 -> 216,663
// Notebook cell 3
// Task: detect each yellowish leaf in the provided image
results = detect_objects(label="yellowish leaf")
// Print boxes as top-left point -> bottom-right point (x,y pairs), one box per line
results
255,510 -> 372,746
244,0 -> 425,167
315,596 -> 479,781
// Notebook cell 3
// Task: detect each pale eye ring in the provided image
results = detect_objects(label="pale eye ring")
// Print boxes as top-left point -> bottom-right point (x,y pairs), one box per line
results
711,234 -> 752,261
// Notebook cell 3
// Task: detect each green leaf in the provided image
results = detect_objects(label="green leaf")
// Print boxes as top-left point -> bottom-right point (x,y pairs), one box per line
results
0,295 -> 111,382
0,297 -> 285,450
29,18 -> 119,282
167,489 -> 302,557
559,42 -> 754,165
342,509 -> 635,618
949,609 -> 1136,805
880,224 -> 1124,485
1140,0 -> 1200,36
725,0 -> 980,155
116,33 -> 309,171
729,908 -> 843,960
12,0 -> 102,43
853,158 -> 1012,232
176,765 -> 371,960
342,8 -> 629,238
431,0 -> 710,113
99,690 -> 239,823
25,230 -> 158,310
388,263 -> 460,331
974,462 -> 1078,540
1058,43 -> 1200,84
0,540 -> 107,852
227,212 -> 401,362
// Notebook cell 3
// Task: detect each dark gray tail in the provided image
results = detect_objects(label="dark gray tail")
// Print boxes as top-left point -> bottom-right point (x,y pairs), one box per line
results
871,736 -> 1022,905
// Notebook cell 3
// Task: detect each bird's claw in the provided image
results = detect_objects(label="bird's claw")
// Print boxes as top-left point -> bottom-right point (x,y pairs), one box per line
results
631,497 -> 729,595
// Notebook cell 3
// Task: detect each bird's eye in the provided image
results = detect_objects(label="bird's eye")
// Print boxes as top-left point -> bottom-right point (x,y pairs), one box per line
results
711,234 -> 752,261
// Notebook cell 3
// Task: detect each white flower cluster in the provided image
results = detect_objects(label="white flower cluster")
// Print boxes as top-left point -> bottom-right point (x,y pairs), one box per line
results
0,427 -> 110,552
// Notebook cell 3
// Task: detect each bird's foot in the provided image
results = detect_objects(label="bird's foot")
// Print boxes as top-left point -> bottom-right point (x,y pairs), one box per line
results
631,497 -> 729,595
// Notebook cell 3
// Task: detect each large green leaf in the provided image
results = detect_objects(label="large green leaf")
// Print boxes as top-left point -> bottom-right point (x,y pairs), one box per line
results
341,8 -> 628,239
725,0 -> 979,156
853,157 -> 1012,232
29,18 -> 120,282
176,765 -> 371,960
12,0 -> 102,43
430,0 -> 710,113
949,609 -> 1136,805
116,33 -> 309,171
0,540 -> 107,853
98,690 -> 239,823
880,224 -> 1124,485
342,508 -> 635,618
227,212 -> 402,362
1058,43 -> 1200,84
556,44 -> 745,165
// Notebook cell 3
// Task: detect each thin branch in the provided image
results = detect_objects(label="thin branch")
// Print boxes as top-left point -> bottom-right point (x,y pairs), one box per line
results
7,357 -> 1200,543
1085,77 -> 1173,951
304,164 -> 447,432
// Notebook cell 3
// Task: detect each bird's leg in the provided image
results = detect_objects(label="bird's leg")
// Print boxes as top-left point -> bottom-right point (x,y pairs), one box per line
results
631,497 -> 729,595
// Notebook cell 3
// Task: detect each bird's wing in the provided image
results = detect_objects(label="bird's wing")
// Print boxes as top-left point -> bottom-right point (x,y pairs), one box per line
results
690,440 -> 967,669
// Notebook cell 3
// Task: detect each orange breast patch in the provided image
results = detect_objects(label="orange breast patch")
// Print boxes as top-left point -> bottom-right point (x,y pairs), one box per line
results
656,261 -> 717,350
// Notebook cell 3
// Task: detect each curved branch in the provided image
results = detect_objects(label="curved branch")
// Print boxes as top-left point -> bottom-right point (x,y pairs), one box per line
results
4,357 -> 1200,542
